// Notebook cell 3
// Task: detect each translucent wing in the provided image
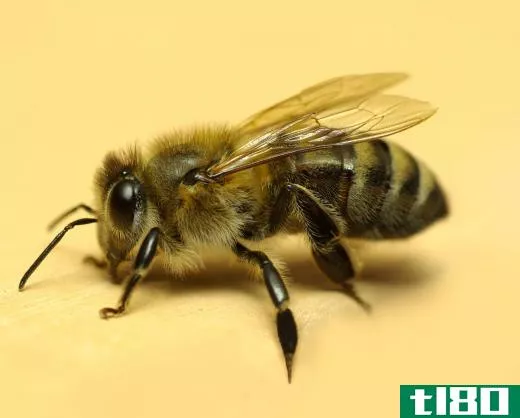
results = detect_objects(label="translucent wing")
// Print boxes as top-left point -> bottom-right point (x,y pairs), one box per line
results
237,72 -> 409,139
207,94 -> 437,179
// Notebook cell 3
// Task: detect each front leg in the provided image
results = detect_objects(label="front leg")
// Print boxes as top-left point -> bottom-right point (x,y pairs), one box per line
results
99,228 -> 161,319
287,183 -> 371,313
83,255 -> 108,270
83,254 -> 125,283
233,242 -> 298,383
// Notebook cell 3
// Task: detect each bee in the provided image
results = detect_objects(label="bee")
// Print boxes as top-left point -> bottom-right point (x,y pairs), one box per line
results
18,73 -> 448,382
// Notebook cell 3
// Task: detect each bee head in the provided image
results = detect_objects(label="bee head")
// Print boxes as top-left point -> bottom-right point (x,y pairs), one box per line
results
94,147 -> 155,265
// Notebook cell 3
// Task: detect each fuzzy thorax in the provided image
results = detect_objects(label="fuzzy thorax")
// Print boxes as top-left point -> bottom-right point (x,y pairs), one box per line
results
91,124 -> 265,274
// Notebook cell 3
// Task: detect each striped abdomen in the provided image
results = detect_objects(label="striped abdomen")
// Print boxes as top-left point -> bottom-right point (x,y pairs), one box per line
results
292,139 -> 449,239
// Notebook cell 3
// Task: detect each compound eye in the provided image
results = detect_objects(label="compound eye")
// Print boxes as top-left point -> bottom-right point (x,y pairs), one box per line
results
108,179 -> 142,229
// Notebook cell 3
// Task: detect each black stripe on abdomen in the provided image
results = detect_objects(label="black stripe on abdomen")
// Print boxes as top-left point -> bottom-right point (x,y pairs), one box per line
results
343,140 -> 392,235
406,168 -> 449,234
371,143 -> 421,238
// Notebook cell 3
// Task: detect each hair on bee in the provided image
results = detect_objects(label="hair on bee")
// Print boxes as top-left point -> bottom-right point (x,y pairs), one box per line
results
18,72 -> 448,383
94,144 -> 144,197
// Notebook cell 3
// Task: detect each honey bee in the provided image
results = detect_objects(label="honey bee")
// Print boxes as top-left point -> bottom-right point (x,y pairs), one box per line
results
18,73 -> 448,382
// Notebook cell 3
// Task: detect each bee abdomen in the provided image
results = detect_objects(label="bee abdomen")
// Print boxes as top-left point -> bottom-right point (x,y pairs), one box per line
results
343,141 -> 448,239
288,140 -> 447,240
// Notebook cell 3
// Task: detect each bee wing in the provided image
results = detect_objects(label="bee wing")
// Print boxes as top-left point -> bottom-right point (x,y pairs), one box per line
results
207,94 -> 436,179
237,73 -> 409,138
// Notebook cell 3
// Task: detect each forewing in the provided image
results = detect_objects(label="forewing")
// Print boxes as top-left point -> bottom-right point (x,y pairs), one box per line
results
208,94 -> 436,178
237,72 -> 409,138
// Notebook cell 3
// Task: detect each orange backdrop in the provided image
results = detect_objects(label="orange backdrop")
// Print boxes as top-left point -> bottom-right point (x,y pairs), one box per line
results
1,1 -> 518,417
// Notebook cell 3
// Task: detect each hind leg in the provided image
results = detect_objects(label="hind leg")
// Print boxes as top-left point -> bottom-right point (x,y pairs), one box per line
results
311,240 -> 371,313
287,184 -> 371,313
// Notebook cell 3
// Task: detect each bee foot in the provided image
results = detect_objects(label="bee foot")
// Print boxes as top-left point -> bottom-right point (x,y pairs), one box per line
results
284,352 -> 294,384
276,309 -> 298,384
341,282 -> 372,314
99,306 -> 125,319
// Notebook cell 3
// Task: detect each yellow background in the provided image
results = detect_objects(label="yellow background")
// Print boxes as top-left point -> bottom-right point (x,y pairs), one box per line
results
1,1 -> 518,417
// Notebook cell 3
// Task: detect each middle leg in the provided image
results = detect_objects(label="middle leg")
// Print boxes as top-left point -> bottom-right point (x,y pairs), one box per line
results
233,242 -> 298,383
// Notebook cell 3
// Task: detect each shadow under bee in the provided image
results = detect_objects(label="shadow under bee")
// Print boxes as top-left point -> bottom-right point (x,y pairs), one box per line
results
74,244 -> 443,298
286,249 -> 442,290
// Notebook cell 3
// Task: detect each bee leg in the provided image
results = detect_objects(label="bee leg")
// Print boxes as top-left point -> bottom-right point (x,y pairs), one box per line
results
99,228 -> 160,319
312,242 -> 371,313
83,255 -> 108,269
287,184 -> 371,313
83,255 -> 126,284
233,242 -> 298,384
